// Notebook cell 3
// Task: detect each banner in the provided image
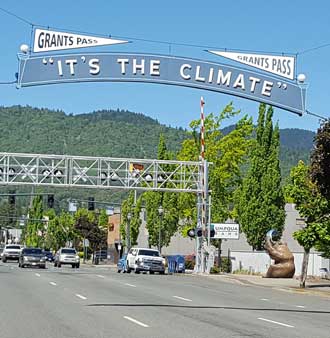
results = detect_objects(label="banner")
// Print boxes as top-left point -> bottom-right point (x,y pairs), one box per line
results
33,29 -> 128,53
208,51 -> 295,80
17,53 -> 306,116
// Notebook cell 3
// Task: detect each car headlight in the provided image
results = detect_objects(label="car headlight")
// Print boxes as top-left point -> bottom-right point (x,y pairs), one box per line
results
40,258 -> 45,262
24,256 -> 29,261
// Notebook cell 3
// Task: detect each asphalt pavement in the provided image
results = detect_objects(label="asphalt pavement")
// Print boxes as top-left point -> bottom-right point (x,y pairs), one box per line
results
0,261 -> 329,338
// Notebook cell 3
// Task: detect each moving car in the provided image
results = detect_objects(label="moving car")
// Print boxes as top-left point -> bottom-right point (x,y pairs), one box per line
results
126,248 -> 165,274
2,244 -> 22,262
43,250 -> 54,262
54,248 -> 80,268
19,247 -> 46,268
117,254 -> 128,273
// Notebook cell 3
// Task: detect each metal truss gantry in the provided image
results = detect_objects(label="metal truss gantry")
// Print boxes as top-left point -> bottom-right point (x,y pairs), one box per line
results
0,152 -> 201,193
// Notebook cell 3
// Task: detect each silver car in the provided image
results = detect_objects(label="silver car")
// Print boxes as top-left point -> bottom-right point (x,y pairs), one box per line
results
54,248 -> 80,268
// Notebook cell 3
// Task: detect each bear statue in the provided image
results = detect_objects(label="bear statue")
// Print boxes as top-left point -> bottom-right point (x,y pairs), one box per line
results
264,230 -> 295,278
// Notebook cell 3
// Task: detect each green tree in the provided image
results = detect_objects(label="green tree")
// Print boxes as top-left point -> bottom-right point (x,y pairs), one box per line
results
178,103 -> 253,232
236,104 -> 285,250
25,195 -> 44,247
310,119 -> 330,199
142,134 -> 180,251
285,161 -> 329,287
120,191 -> 142,249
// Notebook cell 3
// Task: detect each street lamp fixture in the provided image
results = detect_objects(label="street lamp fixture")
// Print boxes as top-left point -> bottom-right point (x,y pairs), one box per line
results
158,206 -> 164,254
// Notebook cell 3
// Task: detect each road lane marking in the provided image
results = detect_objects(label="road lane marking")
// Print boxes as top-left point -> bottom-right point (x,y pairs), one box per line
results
123,316 -> 149,328
260,298 -> 269,301
296,305 -> 305,308
75,294 -> 87,300
124,283 -> 136,288
258,317 -> 294,328
49,282 -> 57,286
173,296 -> 192,302
35,273 -> 41,277
96,274 -> 105,278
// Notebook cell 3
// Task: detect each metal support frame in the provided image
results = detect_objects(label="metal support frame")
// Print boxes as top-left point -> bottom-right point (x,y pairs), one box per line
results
0,152 -> 201,193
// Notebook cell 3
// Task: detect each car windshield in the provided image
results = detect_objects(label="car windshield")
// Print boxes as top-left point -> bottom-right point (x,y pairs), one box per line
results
61,249 -> 76,254
6,245 -> 21,250
139,250 -> 160,257
23,248 -> 42,255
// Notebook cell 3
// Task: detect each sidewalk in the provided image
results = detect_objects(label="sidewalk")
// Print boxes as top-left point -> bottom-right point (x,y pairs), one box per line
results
204,273 -> 330,297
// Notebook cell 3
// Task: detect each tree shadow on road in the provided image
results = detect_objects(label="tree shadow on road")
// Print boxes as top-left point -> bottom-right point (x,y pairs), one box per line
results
87,303 -> 330,314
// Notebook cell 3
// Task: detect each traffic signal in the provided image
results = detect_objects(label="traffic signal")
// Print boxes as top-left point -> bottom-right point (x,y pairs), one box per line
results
8,190 -> 15,205
187,225 -> 215,238
88,197 -> 95,211
47,194 -> 55,209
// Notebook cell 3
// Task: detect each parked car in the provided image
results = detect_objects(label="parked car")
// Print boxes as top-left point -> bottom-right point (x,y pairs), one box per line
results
54,248 -> 80,268
2,244 -> 22,262
117,254 -> 128,273
126,248 -> 165,274
320,267 -> 330,279
0,246 -> 4,260
19,247 -> 46,268
43,250 -> 54,262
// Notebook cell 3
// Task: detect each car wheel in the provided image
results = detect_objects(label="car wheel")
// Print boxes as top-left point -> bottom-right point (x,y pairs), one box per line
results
76,264 -> 80,269
58,262 -> 61,268
160,271 -> 165,275
150,271 -> 155,275
2,258 -> 6,263
134,268 -> 140,274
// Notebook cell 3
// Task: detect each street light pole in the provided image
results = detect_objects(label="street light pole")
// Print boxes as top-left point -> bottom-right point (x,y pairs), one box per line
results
126,212 -> 132,253
158,206 -> 164,254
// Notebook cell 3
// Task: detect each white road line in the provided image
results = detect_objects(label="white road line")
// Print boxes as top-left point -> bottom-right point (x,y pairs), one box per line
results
173,295 -> 192,302
124,283 -> 136,288
96,274 -> 105,278
75,294 -> 87,300
123,316 -> 149,328
260,298 -> 269,301
49,282 -> 57,286
35,273 -> 41,277
296,305 -> 306,308
258,317 -> 294,328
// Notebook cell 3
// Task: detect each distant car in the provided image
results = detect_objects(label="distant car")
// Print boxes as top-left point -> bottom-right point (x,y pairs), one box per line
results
19,247 -> 46,268
43,250 -> 54,262
117,254 -> 128,273
2,244 -> 22,262
94,250 -> 108,261
320,268 -> 330,279
54,248 -> 80,268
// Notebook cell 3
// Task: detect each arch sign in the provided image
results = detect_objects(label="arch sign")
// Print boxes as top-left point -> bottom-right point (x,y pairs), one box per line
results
16,29 -> 306,116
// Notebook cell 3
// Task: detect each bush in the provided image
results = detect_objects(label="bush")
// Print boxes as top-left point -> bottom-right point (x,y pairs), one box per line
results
185,257 -> 195,270
210,266 -> 220,274
220,257 -> 232,273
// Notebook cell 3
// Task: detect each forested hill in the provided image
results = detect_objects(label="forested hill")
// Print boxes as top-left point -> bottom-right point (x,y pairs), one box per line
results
0,106 -> 314,179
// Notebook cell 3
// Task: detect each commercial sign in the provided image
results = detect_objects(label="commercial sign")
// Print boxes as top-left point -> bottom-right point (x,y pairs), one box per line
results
208,51 -> 295,80
17,53 -> 306,115
33,29 -> 128,53
213,223 -> 240,239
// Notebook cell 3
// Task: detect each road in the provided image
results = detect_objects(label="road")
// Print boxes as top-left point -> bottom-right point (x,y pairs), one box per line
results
0,261 -> 329,338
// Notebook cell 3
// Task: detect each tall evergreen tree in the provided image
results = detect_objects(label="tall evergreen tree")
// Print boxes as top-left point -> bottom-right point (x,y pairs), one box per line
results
25,195 -> 44,247
236,104 -> 285,250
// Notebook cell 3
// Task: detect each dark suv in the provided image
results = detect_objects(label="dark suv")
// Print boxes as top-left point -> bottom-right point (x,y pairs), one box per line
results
19,248 -> 46,268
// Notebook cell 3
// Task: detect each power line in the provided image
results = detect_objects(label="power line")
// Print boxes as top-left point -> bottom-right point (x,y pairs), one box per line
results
0,6 -> 33,26
298,43 -> 330,56
305,110 -> 328,121
0,80 -> 16,85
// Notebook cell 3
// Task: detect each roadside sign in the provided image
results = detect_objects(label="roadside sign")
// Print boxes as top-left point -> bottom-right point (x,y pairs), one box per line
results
213,223 -> 240,239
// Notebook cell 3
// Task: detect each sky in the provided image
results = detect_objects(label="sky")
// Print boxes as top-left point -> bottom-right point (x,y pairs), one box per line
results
0,0 -> 329,132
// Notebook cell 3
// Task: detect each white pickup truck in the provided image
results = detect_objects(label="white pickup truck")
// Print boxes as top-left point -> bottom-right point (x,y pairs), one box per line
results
2,244 -> 22,262
126,248 -> 165,274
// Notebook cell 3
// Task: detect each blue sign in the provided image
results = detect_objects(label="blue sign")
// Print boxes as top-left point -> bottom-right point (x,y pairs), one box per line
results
17,53 -> 306,115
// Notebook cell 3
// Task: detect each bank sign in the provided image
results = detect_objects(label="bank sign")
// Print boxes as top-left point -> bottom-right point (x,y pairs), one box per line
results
17,53 -> 306,115
213,223 -> 240,240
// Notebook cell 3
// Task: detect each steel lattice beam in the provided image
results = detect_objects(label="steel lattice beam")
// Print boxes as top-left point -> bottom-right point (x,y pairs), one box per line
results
0,152 -> 201,193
